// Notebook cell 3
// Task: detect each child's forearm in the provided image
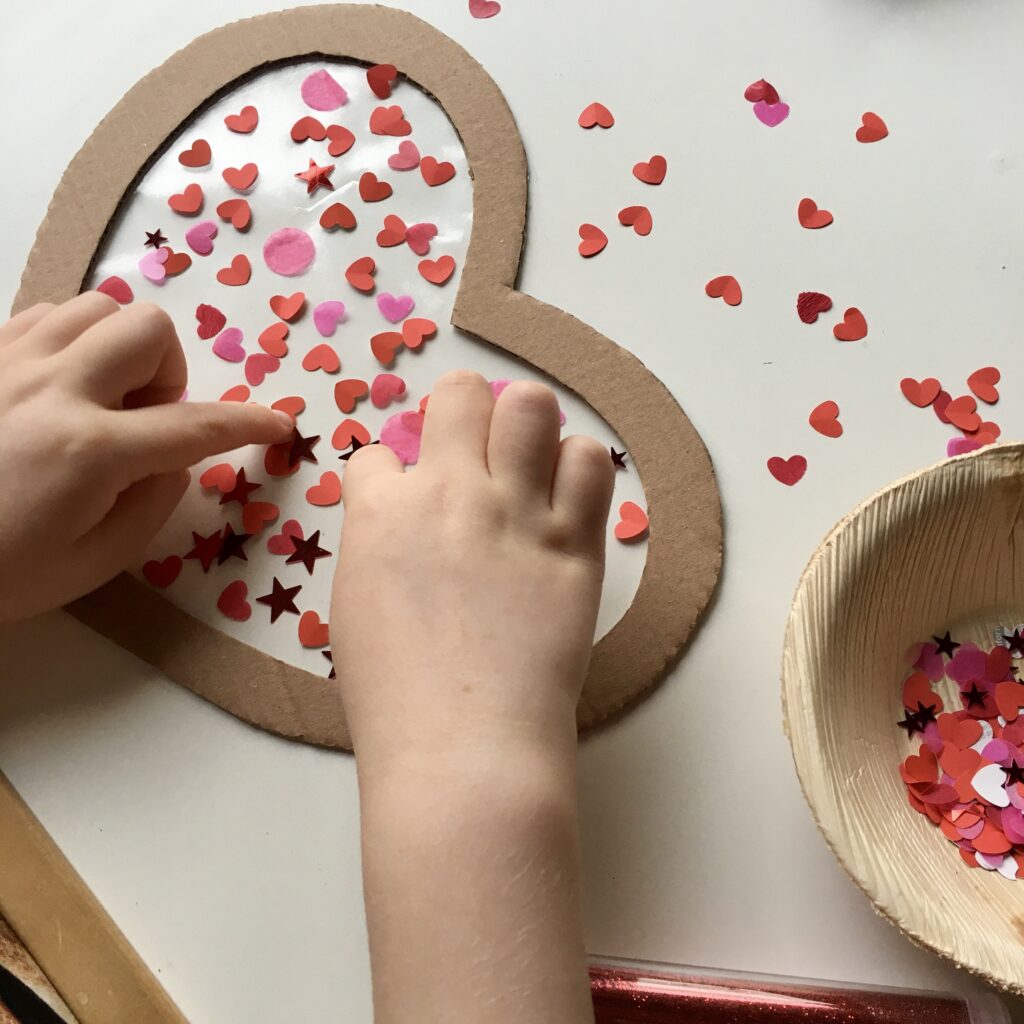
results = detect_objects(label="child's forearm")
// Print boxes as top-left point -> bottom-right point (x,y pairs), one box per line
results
355,730 -> 595,1024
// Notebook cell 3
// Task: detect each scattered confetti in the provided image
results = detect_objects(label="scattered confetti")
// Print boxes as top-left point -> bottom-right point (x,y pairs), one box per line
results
578,224 -> 607,258
797,291 -> 832,324
369,104 -> 411,136
225,105 -> 259,133
743,79 -> 779,104
578,102 -> 614,129
217,198 -> 252,230
142,556 -> 182,588
366,64 -> 398,99
306,472 -> 342,507
168,183 -> 204,215
856,112 -> 888,143
223,162 -> 259,191
632,155 -> 666,185
294,158 -> 335,195
359,171 -> 393,202
313,300 -> 347,337
298,610 -> 330,647
967,367 -> 1001,404
377,292 -> 415,323
797,198 -> 832,229
614,501 -> 649,542
809,401 -> 842,438
270,292 -> 306,321
255,577 -> 302,622
215,254 -> 251,286
185,220 -> 218,256
96,276 -> 133,304
346,256 -> 376,292
753,101 -> 789,127
420,156 -> 455,186
418,255 -> 455,285
832,307 -> 867,342
301,69 -> 348,111
767,455 -> 807,485
217,580 -> 251,621
900,377 -> 941,408
705,275 -> 741,306
196,304 -> 228,344
178,139 -> 211,168
263,227 -> 315,276
468,0 -> 501,17
213,328 -> 245,363
618,206 -> 653,236
319,202 -> 356,231
388,140 -> 420,170
371,372 -> 406,408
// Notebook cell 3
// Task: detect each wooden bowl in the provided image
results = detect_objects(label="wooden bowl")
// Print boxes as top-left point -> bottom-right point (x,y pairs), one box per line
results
783,443 -> 1024,993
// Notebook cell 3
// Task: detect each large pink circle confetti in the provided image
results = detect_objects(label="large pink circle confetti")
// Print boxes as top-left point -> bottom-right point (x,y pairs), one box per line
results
263,227 -> 316,277
300,69 -> 348,111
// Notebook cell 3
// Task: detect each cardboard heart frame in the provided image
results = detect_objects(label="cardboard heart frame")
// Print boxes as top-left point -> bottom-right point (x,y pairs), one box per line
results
14,4 -> 722,749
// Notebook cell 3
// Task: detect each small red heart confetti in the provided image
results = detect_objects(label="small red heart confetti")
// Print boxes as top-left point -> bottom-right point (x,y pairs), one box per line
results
469,0 -> 501,17
388,140 -> 420,170
371,372 -> 406,408
369,105 -> 411,136
933,390 -> 953,424
578,224 -> 608,258
220,385 -> 251,403
371,331 -> 404,367
267,519 -> 304,555
326,124 -> 356,158
216,198 -> 251,231
303,344 -> 341,373
967,367 -> 1000,404
334,378 -> 369,413
705,275 -> 742,306
402,318 -> 437,350
222,162 -> 258,191
367,64 -> 398,99
142,556 -> 182,588
900,377 -> 941,408
217,580 -> 251,621
178,139 -> 211,168
376,214 -> 408,248
241,501 -> 280,536
618,206 -> 653,236
797,291 -> 833,324
418,255 -> 456,285
744,79 -> 780,104
216,254 -> 251,286
245,353 -> 280,387
614,501 -> 649,542
946,395 -> 981,432
346,256 -> 377,293
195,303 -> 227,340
225,105 -> 258,133
168,183 -> 204,216
298,610 -> 330,647
798,198 -> 833,229
359,172 -> 393,202
291,116 -> 327,142
767,455 -> 807,485
258,322 -> 289,357
163,249 -> 192,277
332,419 -> 371,451
199,463 -> 237,493
319,203 -> 356,231
809,401 -> 843,438
96,276 -> 133,304
856,112 -> 888,143
578,102 -> 614,129
306,472 -> 342,508
271,395 -> 305,418
270,292 -> 305,321
833,307 -> 867,342
632,155 -> 666,185
420,156 -> 456,186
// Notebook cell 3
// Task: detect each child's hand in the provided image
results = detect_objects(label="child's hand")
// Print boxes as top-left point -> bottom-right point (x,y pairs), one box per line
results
0,293 -> 293,622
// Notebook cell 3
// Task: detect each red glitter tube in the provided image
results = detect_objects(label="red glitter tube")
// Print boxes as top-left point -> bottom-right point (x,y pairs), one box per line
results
589,956 -> 1009,1024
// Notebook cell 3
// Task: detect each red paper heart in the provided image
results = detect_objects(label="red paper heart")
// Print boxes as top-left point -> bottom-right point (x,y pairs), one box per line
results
369,105 -> 411,136
168,183 -> 204,215
705,275 -> 742,306
195,303 -> 227,340
217,580 -> 251,621
371,372 -> 406,409
900,377 -> 941,408
199,463 -> 236,492
241,501 -> 280,536
346,256 -> 376,293
269,292 -> 305,321
142,556 -> 182,588
224,105 -> 258,133
798,198 -> 833,229
271,395 -> 305,417
618,206 -> 653,236
809,401 -> 842,438
319,202 -> 356,231
402,318 -> 437,350
578,102 -> 614,129
291,116 -> 327,142
614,501 -> 649,541
797,291 -> 833,324
220,385 -> 251,403
967,366 -> 1000,404
306,472 -> 342,508
469,0 -> 501,17
163,249 -> 191,277
946,395 -> 981,432
96,276 -> 133,304
376,214 -> 407,248
578,224 -> 608,258
371,331 -> 404,366
216,198 -> 251,231
245,353 -> 280,387
418,255 -> 456,285
178,139 -> 211,168
367,63 -> 398,99
326,124 -> 355,157
633,155 -> 667,185
258,322 -> 289,357
833,307 -> 867,342
743,79 -> 780,104
933,390 -> 953,424
767,455 -> 807,485
856,112 -> 888,143
359,172 -> 393,202
420,156 -> 455,186
216,254 -> 251,286
298,610 -> 330,647
332,419 -> 372,451
303,344 -> 341,373
997,681 -> 1024,723
267,519 -> 304,555
222,162 -> 258,191
334,378 -> 370,413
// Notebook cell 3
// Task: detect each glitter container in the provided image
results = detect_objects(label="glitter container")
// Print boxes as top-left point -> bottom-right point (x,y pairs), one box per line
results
589,956 -> 1009,1023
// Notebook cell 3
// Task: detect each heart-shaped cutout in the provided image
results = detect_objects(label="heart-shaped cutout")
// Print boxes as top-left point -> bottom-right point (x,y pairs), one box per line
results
833,307 -> 867,342
808,401 -> 842,438
705,275 -> 741,306
767,455 -> 807,485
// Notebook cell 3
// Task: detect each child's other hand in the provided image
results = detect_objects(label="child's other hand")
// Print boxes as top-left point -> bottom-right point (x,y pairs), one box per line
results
0,294 -> 293,622
331,370 -> 615,768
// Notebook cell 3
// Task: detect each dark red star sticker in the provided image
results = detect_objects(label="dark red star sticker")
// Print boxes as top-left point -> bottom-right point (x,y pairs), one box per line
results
217,523 -> 252,565
255,577 -> 302,623
288,428 -> 320,467
610,447 -> 628,470
897,709 -> 926,737
184,528 -> 223,572
286,529 -> 332,574
1004,628 -> 1024,658
338,436 -> 379,462
931,631 -> 960,658
323,650 -> 336,680
219,467 -> 262,507
1004,760 -> 1024,787
295,158 -> 335,195
144,228 -> 167,248
963,683 -> 989,710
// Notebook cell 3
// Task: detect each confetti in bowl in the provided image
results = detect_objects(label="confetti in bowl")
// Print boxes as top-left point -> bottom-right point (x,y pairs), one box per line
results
783,442 -> 1024,994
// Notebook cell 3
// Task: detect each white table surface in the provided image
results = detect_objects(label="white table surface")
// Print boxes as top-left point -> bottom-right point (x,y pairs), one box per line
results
3,0 -> 1024,1020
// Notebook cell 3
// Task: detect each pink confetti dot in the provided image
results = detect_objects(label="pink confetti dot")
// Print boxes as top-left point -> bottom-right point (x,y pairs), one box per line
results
263,227 -> 316,277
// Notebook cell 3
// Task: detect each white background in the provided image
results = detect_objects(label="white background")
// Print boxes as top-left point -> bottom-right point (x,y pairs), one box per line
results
3,0 -> 1024,1021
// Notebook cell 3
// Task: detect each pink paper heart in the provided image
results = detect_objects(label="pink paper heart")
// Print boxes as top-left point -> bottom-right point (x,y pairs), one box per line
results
300,69 -> 348,111
469,0 -> 501,17
313,300 -> 347,337
212,327 -> 245,363
753,100 -> 790,127
185,219 -> 218,256
371,373 -> 407,409
948,437 -> 983,457
377,292 -> 415,323
245,353 -> 280,386
388,140 -> 421,170
405,222 -> 438,256
139,247 -> 169,283
380,409 -> 424,465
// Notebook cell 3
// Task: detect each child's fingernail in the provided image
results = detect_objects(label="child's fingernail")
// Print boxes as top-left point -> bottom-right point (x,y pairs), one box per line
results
272,408 -> 295,429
